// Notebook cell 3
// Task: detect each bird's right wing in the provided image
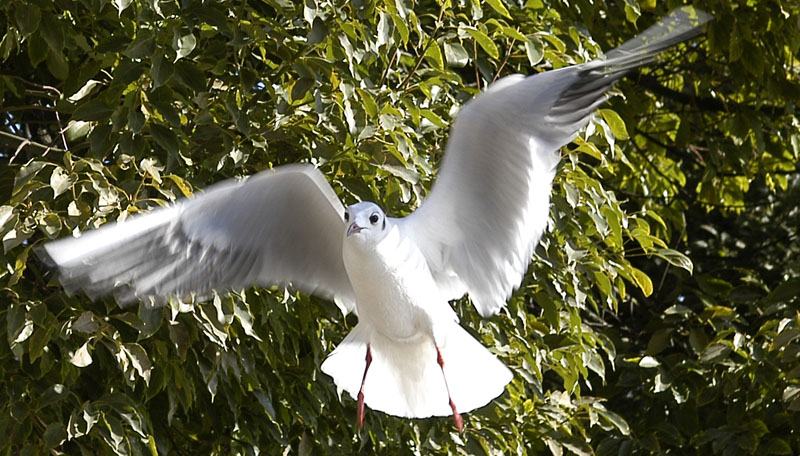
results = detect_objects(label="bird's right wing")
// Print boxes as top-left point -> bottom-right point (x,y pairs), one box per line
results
40,164 -> 355,309
399,7 -> 712,317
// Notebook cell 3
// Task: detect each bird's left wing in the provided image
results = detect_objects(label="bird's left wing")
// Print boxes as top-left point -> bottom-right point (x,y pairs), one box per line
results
39,164 -> 355,309
398,7 -> 712,317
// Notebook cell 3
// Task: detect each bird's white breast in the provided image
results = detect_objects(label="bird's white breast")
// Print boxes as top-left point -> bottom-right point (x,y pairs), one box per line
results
342,225 -> 454,342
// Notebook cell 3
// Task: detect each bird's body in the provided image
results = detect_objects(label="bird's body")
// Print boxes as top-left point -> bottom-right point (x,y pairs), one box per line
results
39,7 -> 712,430
343,221 -> 445,343
327,205 -> 512,423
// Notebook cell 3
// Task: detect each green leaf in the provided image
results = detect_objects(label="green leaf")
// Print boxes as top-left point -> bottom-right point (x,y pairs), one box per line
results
525,35 -> 544,65
599,108 -> 629,140
484,0 -> 511,18
40,13 -> 65,52
631,267 -> 653,296
772,328 -> 800,349
500,26 -> 527,42
150,124 -> 179,152
72,100 -> 114,121
124,32 -> 155,59
1,29 -> 19,61
390,13 -> 409,44
174,33 -> 196,62
89,124 -> 115,156
624,2 -> 641,24
654,248 -> 693,274
424,39 -> 444,70
28,327 -> 52,362
72,312 -> 99,334
377,12 -> 392,48
124,343 -> 152,384
70,342 -> 93,367
600,409 -> 631,435
761,438 -> 793,455
46,50 -> 69,80
421,109 -> 447,128
174,60 -> 207,92
49,167 -> 75,197
39,384 -> 68,409
27,33 -> 49,67
151,99 -> 181,129
765,278 -> 800,304
15,5 -> 41,38
165,174 -> 193,197
697,274 -> 734,297
150,53 -> 174,87
140,157 -> 165,184
356,88 -> 378,119
700,343 -> 731,363
466,28 -> 500,59
307,17 -> 327,45
444,42 -> 469,67
43,422 -> 66,449
113,0 -> 133,15
68,79 -> 101,102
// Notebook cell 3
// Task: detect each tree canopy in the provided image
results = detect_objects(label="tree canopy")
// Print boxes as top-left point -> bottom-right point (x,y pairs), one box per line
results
2,0 -> 799,454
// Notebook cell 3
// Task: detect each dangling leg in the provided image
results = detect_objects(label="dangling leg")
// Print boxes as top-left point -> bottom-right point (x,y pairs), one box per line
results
436,347 -> 464,432
356,343 -> 373,429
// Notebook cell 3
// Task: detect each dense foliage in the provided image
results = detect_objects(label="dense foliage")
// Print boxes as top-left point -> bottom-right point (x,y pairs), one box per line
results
2,0 -> 799,454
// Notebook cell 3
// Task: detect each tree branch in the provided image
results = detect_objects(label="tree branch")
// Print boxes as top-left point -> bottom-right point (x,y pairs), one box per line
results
1,130 -> 68,163
634,74 -> 785,117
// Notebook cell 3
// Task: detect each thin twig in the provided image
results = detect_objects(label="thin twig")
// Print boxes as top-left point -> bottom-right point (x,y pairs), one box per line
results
0,105 -> 59,113
400,8 -> 446,91
6,75 -> 60,93
2,130 -> 68,163
4,76 -> 70,152
379,47 -> 399,88
492,38 -> 515,84
473,39 -> 480,90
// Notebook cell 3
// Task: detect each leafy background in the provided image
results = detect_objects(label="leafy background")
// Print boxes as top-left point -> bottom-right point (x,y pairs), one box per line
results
1,0 -> 799,454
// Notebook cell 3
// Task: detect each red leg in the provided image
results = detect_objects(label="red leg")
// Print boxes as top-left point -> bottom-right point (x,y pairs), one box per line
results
437,347 -> 464,432
357,343 -> 373,429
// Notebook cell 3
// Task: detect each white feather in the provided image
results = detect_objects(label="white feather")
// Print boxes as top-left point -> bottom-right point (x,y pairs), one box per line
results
321,321 -> 512,418
400,6 -> 712,317
324,213 -> 512,418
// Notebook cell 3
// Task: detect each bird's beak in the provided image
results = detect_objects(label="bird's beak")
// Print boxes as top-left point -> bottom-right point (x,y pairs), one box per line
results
347,223 -> 363,237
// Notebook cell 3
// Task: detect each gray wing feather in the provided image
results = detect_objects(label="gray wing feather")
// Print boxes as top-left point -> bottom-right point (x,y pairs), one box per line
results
40,164 -> 355,309
400,7 -> 711,317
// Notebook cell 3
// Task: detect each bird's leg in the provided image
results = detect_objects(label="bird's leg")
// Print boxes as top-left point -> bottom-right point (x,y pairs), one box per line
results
436,346 -> 464,432
357,343 -> 373,429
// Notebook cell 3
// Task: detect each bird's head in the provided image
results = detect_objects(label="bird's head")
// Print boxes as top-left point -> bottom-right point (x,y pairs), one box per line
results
343,202 -> 389,245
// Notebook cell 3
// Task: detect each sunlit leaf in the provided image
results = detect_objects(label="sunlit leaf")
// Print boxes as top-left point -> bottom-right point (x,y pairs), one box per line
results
654,248 -> 693,274
444,41 -> 469,67
174,33 -> 196,62
466,27 -> 499,59
484,0 -> 511,18
599,108 -> 629,140
70,342 -> 93,367
424,39 -> 444,70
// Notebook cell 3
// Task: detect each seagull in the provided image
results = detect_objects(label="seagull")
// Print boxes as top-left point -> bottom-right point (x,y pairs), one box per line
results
40,7 -> 711,432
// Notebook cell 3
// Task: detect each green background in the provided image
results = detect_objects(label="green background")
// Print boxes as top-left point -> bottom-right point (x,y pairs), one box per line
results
1,0 -> 799,454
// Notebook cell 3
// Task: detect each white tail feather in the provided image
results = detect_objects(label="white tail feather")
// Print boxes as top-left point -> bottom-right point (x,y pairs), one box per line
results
321,322 -> 512,419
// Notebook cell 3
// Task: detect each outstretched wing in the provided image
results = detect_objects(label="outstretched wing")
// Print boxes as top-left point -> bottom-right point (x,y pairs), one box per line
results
40,164 -> 355,309
399,7 -> 712,317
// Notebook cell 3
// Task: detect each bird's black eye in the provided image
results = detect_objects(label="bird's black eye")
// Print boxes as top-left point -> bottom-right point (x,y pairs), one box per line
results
344,212 -> 349,222
369,213 -> 379,224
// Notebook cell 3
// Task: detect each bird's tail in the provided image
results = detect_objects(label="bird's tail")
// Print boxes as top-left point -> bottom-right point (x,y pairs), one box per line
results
321,322 -> 512,419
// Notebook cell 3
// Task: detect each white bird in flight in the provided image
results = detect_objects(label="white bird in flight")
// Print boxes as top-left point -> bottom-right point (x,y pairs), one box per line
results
40,7 -> 711,432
